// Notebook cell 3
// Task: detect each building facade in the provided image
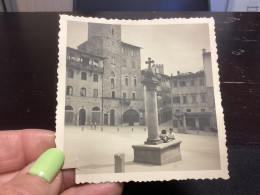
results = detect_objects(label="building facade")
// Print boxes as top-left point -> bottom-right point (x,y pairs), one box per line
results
65,47 -> 105,126
65,23 -> 145,126
170,49 -> 217,131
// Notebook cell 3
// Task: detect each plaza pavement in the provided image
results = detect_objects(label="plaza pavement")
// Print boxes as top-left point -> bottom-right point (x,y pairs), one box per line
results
63,123 -> 221,174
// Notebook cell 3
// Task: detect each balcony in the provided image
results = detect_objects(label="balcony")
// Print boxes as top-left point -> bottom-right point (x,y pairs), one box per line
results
67,60 -> 104,74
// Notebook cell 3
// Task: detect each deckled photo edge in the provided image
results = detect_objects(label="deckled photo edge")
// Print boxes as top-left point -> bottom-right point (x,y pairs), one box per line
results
56,15 -> 229,183
208,19 -> 229,177
56,15 -> 68,151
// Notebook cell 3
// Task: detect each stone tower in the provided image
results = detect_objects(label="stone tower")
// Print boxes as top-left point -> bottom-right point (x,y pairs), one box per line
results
78,23 -> 122,98
152,64 -> 164,74
77,23 -> 144,126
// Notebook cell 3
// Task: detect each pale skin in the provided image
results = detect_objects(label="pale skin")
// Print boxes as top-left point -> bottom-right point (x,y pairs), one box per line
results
0,129 -> 123,195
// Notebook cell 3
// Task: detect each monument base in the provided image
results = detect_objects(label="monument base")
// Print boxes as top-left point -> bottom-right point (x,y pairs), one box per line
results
132,140 -> 182,165
144,139 -> 163,145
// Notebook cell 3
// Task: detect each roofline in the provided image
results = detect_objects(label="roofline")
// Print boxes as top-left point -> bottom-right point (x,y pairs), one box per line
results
121,41 -> 142,49
67,46 -> 106,59
170,71 -> 205,79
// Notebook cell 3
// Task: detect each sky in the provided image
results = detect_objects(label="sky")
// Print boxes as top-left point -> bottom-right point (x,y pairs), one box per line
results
67,21 -> 211,76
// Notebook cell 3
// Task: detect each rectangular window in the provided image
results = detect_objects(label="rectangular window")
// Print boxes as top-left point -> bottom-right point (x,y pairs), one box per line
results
123,92 -> 126,99
173,81 -> 177,87
199,78 -> 205,86
190,80 -> 194,86
180,81 -> 186,87
112,57 -> 115,64
132,93 -> 136,100
121,47 -> 125,54
176,109 -> 180,113
173,96 -> 180,104
191,94 -> 197,103
201,94 -> 206,103
112,91 -> 115,99
131,50 -> 134,56
201,109 -> 205,112
80,88 -> 86,97
125,77 -> 128,86
182,95 -> 188,104
186,109 -> 191,112
93,89 -> 98,98
111,78 -> 114,89
123,60 -> 127,67
134,78 -> 137,87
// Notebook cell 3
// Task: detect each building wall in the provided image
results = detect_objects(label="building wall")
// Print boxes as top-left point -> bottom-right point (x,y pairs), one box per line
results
65,47 -> 104,126
76,23 -> 144,126
169,51 -> 217,130
170,72 -> 209,113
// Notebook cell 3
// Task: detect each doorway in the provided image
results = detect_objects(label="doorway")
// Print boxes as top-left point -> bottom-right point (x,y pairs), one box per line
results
79,109 -> 86,125
104,114 -> 108,125
92,107 -> 101,125
123,109 -> 139,126
110,110 -> 115,126
65,105 -> 74,125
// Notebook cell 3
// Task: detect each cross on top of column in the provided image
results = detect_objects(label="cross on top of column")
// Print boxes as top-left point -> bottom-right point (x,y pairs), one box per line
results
145,57 -> 154,70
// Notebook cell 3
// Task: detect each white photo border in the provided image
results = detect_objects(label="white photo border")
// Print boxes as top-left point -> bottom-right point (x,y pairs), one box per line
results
56,15 -> 229,183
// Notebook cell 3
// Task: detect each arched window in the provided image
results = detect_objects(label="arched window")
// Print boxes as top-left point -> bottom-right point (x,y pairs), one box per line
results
134,77 -> 137,87
125,76 -> 128,86
68,69 -> 74,78
93,74 -> 98,82
92,107 -> 100,111
93,89 -> 98,98
81,72 -> 87,80
80,87 -> 86,96
110,71 -> 115,77
65,105 -> 73,110
66,86 -> 73,95
111,78 -> 114,89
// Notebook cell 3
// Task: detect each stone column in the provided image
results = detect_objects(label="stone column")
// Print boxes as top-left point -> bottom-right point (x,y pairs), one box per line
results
144,82 -> 162,145
142,66 -> 163,145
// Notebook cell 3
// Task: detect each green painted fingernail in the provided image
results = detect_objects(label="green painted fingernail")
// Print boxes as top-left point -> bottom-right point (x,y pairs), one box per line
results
28,148 -> 64,183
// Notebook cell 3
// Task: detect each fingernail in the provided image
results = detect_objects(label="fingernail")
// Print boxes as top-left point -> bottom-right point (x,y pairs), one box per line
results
28,148 -> 64,183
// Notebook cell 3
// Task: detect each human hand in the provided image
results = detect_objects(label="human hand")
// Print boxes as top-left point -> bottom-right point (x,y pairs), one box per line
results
0,129 -> 123,195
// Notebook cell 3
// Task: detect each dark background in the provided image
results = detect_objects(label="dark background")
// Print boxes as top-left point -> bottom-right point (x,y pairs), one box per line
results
0,12 -> 260,194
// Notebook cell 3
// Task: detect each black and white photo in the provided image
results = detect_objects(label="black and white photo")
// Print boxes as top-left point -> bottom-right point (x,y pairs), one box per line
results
56,16 -> 228,183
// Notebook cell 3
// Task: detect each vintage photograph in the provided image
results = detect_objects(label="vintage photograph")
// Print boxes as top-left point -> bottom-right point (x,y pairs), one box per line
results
56,16 -> 228,183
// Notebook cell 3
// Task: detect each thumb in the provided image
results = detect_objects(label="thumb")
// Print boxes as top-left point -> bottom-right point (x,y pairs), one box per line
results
0,148 -> 64,195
